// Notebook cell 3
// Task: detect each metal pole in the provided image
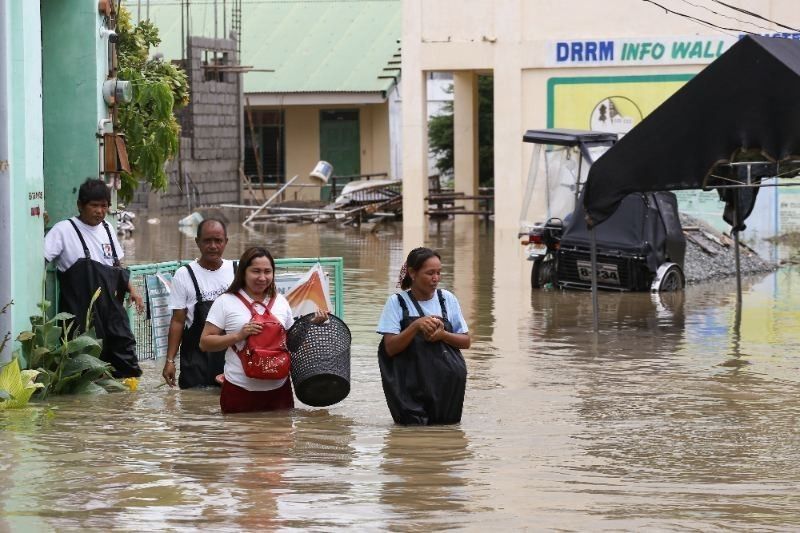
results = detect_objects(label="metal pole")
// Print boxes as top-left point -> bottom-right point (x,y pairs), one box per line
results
733,192 -> 742,308
243,175 -> 299,225
590,226 -> 599,332
0,2 -> 11,362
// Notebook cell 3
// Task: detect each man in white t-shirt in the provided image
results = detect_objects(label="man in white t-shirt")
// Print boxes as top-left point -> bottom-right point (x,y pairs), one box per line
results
162,219 -> 236,389
43,178 -> 143,378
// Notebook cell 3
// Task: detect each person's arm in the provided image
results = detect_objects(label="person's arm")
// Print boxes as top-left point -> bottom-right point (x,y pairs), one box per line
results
43,223 -> 63,263
162,309 -> 187,387
199,321 -> 255,352
127,281 -> 145,314
425,327 -> 471,350
382,315 -> 443,357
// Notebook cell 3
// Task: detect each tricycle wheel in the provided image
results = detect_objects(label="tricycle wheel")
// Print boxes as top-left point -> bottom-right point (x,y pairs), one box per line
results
531,258 -> 554,289
656,264 -> 685,292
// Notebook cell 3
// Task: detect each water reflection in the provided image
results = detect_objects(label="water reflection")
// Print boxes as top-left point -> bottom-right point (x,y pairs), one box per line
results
4,217 -> 800,529
380,426 -> 471,522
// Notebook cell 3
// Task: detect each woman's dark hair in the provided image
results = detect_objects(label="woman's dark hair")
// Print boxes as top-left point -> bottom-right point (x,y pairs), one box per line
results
77,178 -> 111,205
400,247 -> 441,290
227,246 -> 277,298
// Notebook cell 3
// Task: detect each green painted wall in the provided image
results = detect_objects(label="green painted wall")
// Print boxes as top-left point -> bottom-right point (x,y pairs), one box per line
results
6,1 -> 45,353
42,1 -> 106,227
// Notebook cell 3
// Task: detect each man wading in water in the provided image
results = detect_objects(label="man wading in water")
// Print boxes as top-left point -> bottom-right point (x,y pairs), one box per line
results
44,178 -> 143,378
162,219 -> 236,388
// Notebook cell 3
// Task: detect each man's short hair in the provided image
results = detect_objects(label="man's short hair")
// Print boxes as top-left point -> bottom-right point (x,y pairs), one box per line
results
196,218 -> 228,239
77,178 -> 111,205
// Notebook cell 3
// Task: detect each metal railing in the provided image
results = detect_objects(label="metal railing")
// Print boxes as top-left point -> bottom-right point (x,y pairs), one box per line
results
50,257 -> 345,361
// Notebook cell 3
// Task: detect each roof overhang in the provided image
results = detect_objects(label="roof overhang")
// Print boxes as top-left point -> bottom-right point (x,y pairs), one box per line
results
245,91 -> 389,106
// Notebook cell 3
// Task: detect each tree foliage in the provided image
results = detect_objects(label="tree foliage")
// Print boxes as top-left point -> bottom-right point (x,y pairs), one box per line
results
428,75 -> 494,186
116,7 -> 189,202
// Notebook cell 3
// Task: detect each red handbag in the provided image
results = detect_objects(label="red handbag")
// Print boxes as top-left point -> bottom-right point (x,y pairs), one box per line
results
233,293 -> 291,380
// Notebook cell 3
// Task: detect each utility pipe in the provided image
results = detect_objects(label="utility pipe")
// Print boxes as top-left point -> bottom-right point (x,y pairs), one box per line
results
0,2 -> 12,362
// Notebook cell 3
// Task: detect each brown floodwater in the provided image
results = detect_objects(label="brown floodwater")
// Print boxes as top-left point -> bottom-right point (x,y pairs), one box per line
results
2,214 -> 800,530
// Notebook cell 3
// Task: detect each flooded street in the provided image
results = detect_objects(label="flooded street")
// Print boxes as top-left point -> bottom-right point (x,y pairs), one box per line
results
3,215 -> 800,530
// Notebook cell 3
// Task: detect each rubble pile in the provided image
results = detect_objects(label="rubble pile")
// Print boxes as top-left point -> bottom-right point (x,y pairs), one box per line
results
680,213 -> 777,284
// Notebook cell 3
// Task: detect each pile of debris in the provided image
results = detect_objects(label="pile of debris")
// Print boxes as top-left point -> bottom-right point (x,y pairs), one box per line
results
227,178 -> 402,229
680,213 -> 777,284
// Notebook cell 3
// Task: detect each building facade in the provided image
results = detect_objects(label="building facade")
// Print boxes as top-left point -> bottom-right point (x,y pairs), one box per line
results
1,1 -> 114,361
400,0 -> 800,246
144,0 -> 401,205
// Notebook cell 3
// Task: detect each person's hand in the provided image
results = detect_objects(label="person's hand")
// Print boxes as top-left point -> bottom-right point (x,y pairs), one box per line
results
310,308 -> 329,325
416,316 -> 442,338
162,359 -> 177,388
424,320 -> 445,342
129,291 -> 145,314
238,321 -> 262,342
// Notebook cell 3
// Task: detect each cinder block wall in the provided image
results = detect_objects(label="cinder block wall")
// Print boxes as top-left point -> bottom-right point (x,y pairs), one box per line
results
131,36 -> 241,214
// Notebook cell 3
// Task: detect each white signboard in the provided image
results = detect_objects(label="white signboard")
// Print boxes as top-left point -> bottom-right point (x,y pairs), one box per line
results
546,34 -> 800,68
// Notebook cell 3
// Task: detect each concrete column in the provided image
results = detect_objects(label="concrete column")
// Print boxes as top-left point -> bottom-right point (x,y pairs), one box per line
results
492,63 -> 523,232
453,71 -> 479,211
400,0 -> 428,251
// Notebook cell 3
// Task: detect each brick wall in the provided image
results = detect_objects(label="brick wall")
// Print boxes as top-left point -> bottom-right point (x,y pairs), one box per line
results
131,36 -> 241,213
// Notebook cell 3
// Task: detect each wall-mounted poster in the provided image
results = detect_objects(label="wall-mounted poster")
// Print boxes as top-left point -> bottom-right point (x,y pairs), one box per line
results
547,74 -> 693,132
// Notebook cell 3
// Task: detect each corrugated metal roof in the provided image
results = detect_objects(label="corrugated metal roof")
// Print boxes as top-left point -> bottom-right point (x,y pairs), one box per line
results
144,0 -> 400,95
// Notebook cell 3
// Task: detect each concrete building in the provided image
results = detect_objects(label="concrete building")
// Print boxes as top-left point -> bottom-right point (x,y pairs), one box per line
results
132,35 -> 244,212
400,0 -> 800,246
1,1 -> 113,361
143,0 -> 401,204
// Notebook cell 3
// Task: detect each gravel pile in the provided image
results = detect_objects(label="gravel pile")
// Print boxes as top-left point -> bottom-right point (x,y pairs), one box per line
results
680,213 -> 777,284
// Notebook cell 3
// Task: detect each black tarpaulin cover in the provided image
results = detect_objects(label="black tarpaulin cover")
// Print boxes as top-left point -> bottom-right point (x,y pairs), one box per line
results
584,35 -> 800,227
562,192 -> 684,273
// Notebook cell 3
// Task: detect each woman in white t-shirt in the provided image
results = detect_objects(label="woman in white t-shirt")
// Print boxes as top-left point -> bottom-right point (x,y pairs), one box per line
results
200,247 -> 296,413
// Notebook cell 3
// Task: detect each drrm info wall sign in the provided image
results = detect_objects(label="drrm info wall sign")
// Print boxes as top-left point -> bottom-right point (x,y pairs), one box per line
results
546,34 -> 800,67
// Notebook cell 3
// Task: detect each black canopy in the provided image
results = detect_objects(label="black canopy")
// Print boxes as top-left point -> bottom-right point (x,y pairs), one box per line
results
584,35 -> 800,227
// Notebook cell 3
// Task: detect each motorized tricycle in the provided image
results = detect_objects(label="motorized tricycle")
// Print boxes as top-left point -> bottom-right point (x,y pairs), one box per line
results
518,129 -> 686,292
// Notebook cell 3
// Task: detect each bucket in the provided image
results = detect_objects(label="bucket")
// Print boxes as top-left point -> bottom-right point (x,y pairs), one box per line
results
309,161 -> 333,184
286,313 -> 351,407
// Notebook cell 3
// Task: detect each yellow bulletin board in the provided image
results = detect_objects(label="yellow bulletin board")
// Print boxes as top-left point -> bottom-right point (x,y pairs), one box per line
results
547,74 -> 732,231
547,74 -> 694,131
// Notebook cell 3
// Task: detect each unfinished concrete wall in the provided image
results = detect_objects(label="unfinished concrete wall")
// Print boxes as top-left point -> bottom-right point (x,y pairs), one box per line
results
131,36 -> 241,213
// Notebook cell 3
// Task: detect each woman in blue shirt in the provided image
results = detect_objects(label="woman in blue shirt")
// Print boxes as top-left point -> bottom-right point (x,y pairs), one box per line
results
377,247 -> 469,425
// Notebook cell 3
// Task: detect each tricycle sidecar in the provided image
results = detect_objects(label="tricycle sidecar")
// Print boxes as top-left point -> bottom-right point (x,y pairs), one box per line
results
518,129 -> 686,292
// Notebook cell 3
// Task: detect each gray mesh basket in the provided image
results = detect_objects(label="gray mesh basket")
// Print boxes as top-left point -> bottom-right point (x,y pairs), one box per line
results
286,313 -> 351,407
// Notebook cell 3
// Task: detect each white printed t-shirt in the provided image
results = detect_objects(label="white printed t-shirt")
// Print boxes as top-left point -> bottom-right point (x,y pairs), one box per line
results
44,217 -> 124,272
206,290 -> 294,392
168,259 -> 236,328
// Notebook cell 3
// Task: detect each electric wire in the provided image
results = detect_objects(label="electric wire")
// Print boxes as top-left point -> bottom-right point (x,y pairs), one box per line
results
642,0 -> 756,35
711,0 -> 800,33
674,0 -> 775,33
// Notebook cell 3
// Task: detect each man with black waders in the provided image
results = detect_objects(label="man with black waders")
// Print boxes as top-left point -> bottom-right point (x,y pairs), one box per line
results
162,219 -> 235,389
43,178 -> 143,378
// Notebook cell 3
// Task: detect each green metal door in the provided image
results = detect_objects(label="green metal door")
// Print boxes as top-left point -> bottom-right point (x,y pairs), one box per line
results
320,109 -> 360,177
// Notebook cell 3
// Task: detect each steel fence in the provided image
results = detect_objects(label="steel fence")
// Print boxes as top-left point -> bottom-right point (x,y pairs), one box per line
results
51,258 -> 344,361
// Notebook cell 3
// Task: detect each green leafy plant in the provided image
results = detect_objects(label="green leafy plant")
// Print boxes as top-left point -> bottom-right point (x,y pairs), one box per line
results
0,358 -> 44,410
116,6 -> 189,202
16,289 -> 127,398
